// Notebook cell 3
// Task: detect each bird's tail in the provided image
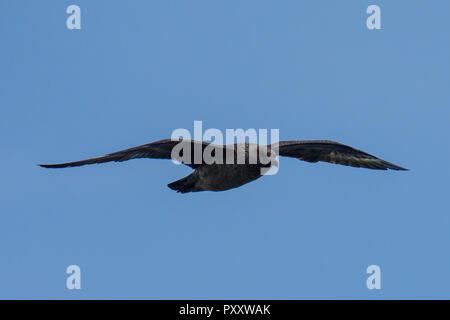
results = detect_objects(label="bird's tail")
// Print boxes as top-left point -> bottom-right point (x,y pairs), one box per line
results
167,174 -> 198,193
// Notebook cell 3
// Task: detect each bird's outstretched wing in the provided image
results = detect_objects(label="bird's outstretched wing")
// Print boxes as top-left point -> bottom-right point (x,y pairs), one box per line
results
39,139 -> 214,169
275,140 -> 407,170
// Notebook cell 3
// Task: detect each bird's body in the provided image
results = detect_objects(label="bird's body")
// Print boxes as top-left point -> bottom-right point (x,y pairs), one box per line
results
168,163 -> 263,192
39,138 -> 407,193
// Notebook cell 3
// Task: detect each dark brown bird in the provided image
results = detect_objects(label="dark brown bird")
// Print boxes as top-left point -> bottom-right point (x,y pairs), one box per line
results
39,138 -> 407,193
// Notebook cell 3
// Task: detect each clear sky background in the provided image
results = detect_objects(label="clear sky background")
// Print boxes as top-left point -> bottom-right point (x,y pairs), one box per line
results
1,0 -> 449,299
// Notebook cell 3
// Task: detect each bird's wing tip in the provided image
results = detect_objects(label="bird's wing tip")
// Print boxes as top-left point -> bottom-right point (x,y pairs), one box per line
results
391,165 -> 409,171
39,163 -> 58,168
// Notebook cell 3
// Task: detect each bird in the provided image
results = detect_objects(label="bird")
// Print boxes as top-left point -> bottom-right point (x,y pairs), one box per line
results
39,138 -> 407,193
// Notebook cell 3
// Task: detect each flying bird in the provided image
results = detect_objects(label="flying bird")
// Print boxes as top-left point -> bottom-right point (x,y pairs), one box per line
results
39,138 -> 407,193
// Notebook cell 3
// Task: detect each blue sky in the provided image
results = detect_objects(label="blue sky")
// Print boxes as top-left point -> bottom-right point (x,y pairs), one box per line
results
1,0 -> 449,299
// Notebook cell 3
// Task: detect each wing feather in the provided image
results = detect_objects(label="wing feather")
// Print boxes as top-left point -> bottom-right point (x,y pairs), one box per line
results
39,139 -> 214,169
274,140 -> 407,170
